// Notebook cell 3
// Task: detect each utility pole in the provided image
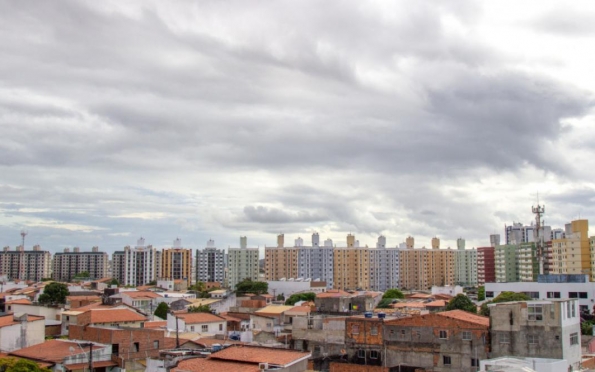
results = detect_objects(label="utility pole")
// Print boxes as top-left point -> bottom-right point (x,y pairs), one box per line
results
88,343 -> 93,372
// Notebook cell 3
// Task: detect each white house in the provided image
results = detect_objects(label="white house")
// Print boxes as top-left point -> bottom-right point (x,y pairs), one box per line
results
167,312 -> 226,335
0,313 -> 45,352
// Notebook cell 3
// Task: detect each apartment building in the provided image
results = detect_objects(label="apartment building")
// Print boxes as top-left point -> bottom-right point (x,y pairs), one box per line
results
494,244 -> 518,283
333,234 -> 370,290
369,236 -> 400,291
399,238 -> 455,290
453,238 -> 477,287
0,245 -> 51,282
227,236 -> 259,290
161,238 -> 192,286
264,234 -> 300,282
477,246 -> 495,285
517,242 -> 539,282
196,240 -> 225,285
551,219 -> 590,277
52,246 -> 108,282
114,238 -> 161,287
489,299 -> 581,370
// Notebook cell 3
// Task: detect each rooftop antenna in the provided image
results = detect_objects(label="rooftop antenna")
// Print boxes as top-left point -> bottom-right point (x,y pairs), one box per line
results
532,196 -> 545,276
20,230 -> 27,249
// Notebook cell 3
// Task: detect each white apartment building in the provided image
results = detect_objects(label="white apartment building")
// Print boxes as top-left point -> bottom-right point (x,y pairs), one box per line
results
453,238 -> 478,287
227,236 -> 260,290
369,236 -> 401,292
116,238 -> 161,287
196,240 -> 225,285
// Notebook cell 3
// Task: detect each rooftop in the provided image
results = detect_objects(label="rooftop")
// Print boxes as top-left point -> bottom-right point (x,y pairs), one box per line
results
437,310 -> 490,327
10,339 -> 97,363
176,312 -> 226,324
210,345 -> 311,366
85,308 -> 147,324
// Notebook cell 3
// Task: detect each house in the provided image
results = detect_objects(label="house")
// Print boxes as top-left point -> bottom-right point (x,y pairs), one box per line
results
9,339 -> 115,372
66,295 -> 101,310
171,344 -> 311,372
76,308 -> 147,327
315,290 -> 354,313
382,310 -> 490,371
292,315 -> 346,366
119,290 -> 161,313
489,299 -> 581,370
0,313 -> 45,351
167,312 -> 227,335
210,289 -> 230,299
250,305 -> 294,332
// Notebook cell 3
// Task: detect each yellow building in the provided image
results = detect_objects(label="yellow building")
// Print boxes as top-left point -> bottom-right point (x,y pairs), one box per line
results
333,241 -> 370,290
399,240 -> 455,290
551,219 -> 590,277
264,234 -> 300,281
161,239 -> 192,286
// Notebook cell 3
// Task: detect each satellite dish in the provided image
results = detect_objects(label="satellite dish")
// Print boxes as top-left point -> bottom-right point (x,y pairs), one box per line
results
69,347 -> 75,353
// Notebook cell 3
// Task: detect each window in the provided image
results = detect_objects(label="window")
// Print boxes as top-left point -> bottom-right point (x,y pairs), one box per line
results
352,325 -> 360,334
439,330 -> 448,339
570,332 -> 579,345
546,292 -> 560,299
357,349 -> 365,358
443,356 -> 451,365
370,326 -> 378,336
523,291 -> 539,299
486,291 -> 494,298
190,326 -> 195,331
471,358 -> 478,367
499,334 -> 510,344
153,340 -> 159,349
528,304 -> 543,321
370,350 -> 379,359
202,325 -> 208,332
219,324 -> 223,331
527,334 -> 538,344
132,342 -> 139,352
462,331 -> 471,340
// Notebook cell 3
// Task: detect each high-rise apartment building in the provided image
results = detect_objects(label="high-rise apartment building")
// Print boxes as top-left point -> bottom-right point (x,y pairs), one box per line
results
264,234 -> 300,282
227,236 -> 260,290
369,236 -> 400,291
494,244 -> 519,283
399,238 -> 455,290
517,242 -> 539,282
114,238 -> 161,287
453,238 -> 477,287
196,240 -> 225,285
333,234 -> 371,290
160,238 -> 192,286
52,246 -> 108,282
0,245 -> 51,282
551,219 -> 590,277
477,246 -> 495,285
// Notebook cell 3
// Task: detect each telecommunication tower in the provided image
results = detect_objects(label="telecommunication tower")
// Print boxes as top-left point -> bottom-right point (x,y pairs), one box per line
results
532,204 -> 545,275
20,230 -> 27,249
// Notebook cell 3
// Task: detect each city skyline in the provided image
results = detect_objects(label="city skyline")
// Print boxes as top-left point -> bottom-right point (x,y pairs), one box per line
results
1,1 -> 594,254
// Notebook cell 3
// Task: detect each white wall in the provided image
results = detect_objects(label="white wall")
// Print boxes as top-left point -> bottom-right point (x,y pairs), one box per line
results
0,318 -> 45,352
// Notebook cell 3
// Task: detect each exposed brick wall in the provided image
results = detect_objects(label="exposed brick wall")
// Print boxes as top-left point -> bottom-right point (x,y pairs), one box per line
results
329,362 -> 388,372
345,318 -> 384,345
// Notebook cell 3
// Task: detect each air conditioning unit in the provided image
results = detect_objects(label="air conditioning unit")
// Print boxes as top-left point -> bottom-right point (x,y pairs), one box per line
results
259,363 -> 269,370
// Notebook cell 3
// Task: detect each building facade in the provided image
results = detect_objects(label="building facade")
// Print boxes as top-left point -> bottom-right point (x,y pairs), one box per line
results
494,244 -> 518,283
551,219 -> 590,277
52,247 -> 108,282
369,236 -> 401,291
161,239 -> 192,286
196,240 -> 225,285
118,238 -> 161,287
400,239 -> 455,290
227,236 -> 260,290
453,239 -> 477,287
477,246 -> 495,285
0,245 -> 51,282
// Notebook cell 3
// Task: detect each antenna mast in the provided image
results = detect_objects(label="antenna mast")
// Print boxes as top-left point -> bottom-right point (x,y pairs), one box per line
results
20,230 -> 27,249
532,204 -> 545,275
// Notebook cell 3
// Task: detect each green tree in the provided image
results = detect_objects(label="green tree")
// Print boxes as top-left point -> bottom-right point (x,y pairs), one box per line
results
38,282 -> 69,306
285,292 -> 316,306
446,294 -> 477,314
236,279 -> 268,295
188,304 -> 212,313
477,286 -> 485,301
109,278 -> 119,286
479,291 -> 531,316
154,302 -> 169,320
581,320 -> 594,335
0,357 -> 51,372
382,289 -> 405,300
276,293 -> 285,301
74,271 -> 90,278
146,280 -> 157,286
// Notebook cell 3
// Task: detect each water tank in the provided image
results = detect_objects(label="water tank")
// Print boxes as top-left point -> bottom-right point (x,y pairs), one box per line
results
364,312 -> 373,318
378,312 -> 386,319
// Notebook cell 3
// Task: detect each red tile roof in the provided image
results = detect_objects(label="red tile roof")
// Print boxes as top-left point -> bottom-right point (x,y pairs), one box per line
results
121,291 -> 161,299
436,310 -> 489,327
5,299 -> 32,305
316,290 -> 352,298
10,340 -> 97,363
210,345 -> 310,365
0,314 -> 44,328
174,358 -> 260,372
87,308 -> 147,324
177,312 -> 225,324
144,321 -> 167,328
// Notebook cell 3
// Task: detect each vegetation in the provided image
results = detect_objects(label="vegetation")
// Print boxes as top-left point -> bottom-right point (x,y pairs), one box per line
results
284,292 -> 316,306
74,271 -> 90,278
189,282 -> 218,298
146,280 -> 157,286
276,293 -> 285,301
446,294 -> 477,314
382,289 -> 405,300
38,282 -> 69,306
236,279 -> 268,295
376,298 -> 398,309
477,286 -> 485,301
0,358 -> 51,372
188,304 -> 212,313
582,320 -> 594,335
479,291 -> 531,316
154,302 -> 170,320
109,278 -> 119,286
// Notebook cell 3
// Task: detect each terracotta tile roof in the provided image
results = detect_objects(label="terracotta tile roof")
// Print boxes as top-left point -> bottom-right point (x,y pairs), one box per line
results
185,338 -> 244,348
174,358 -> 260,372
67,295 -> 101,301
407,293 -> 432,299
254,305 -> 294,315
10,340 -> 97,363
425,300 -> 447,307
75,302 -> 113,312
177,312 -> 225,324
436,310 -> 489,327
390,302 -> 425,308
64,360 -> 117,370
219,314 -> 242,322
316,290 -> 352,298
121,291 -> 161,299
136,285 -> 155,291
144,321 -> 167,328
210,345 -> 310,366
5,299 -> 32,305
86,308 -> 147,324
0,314 -> 42,328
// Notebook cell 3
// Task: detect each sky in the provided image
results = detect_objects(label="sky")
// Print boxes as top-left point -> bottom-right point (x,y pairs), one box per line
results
1,0 -> 595,254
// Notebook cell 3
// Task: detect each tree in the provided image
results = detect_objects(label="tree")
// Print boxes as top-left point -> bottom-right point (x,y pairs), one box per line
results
236,279 -> 268,295
446,294 -> 477,314
154,302 -> 169,320
382,289 -> 405,300
74,271 -> 90,278
477,286 -> 485,301
479,291 -> 531,316
285,292 -> 316,306
276,293 -> 285,301
146,280 -> 157,286
109,278 -> 119,286
0,357 -> 51,372
377,298 -> 400,309
38,282 -> 69,306
188,304 -> 212,313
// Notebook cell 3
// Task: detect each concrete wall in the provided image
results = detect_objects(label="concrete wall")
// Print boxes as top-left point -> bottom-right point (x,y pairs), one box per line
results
10,304 -> 62,321
0,317 -> 45,351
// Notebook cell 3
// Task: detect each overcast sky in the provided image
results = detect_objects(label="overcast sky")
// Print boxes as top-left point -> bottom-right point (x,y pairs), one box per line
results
1,0 -> 594,254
